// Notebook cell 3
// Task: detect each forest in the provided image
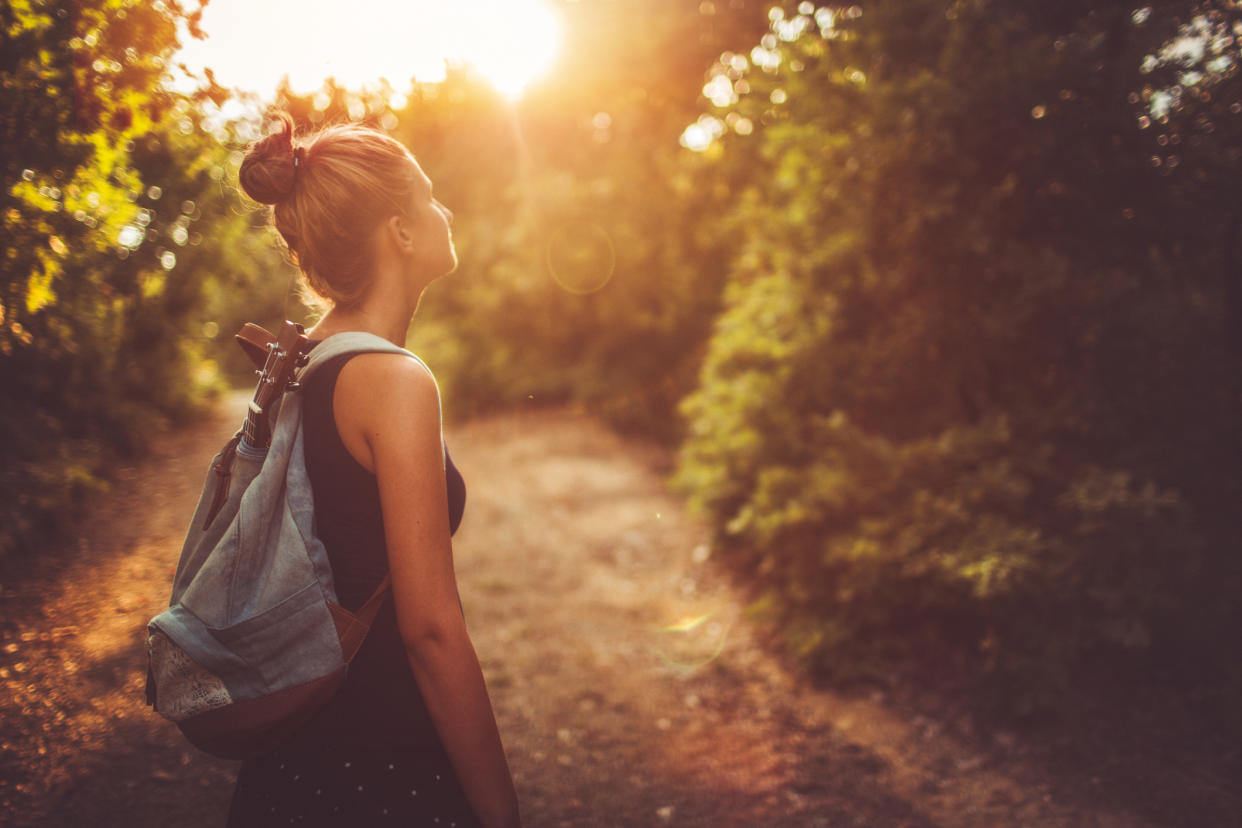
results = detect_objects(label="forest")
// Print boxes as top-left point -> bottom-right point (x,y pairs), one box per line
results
3,0 -> 1240,741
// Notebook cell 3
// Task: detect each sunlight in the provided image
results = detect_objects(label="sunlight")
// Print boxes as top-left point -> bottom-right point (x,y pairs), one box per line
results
454,0 -> 562,99
172,0 -> 562,100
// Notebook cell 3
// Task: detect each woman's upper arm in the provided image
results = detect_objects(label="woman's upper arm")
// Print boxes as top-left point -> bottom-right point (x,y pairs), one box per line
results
334,353 -> 463,645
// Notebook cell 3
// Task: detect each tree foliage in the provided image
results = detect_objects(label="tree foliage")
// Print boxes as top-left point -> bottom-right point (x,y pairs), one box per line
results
0,0 -> 289,556
676,0 -> 1242,709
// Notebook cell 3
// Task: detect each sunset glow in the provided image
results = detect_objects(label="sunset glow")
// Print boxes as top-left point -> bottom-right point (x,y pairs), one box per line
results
173,0 -> 563,100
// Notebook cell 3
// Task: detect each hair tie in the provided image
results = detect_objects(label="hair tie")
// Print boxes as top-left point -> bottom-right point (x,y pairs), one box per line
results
293,146 -> 305,173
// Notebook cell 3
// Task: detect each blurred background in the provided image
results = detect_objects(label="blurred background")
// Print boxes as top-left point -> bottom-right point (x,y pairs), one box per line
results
2,0 -> 1241,803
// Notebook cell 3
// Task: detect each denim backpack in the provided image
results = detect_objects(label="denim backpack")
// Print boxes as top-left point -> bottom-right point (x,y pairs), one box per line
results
145,324 -> 421,759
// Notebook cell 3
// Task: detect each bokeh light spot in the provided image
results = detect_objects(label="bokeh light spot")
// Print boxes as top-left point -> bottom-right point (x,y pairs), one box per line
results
117,225 -> 142,249
680,115 -> 725,152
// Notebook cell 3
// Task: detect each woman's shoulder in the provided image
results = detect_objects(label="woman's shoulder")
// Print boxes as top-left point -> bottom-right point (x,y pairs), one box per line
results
334,349 -> 435,386
333,351 -> 441,429
323,349 -> 442,473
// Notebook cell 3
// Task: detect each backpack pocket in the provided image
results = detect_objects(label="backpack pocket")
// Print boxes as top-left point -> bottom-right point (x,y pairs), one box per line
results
208,582 -> 343,693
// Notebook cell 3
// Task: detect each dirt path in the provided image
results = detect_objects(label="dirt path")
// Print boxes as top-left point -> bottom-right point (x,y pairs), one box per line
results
0,396 -> 1177,827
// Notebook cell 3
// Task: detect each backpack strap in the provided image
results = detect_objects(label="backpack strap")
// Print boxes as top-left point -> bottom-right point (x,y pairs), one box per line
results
296,332 -> 420,664
299,330 -> 423,378
334,574 -> 393,663
357,573 -> 392,625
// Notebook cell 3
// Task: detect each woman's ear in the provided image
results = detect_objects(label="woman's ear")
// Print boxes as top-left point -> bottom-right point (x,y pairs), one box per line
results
385,214 -> 414,253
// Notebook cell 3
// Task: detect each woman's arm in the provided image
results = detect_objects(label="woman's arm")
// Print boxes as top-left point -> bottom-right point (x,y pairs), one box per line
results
335,354 -> 520,828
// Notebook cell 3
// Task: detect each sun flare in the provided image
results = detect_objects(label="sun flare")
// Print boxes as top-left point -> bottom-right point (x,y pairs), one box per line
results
452,1 -> 563,99
172,0 -> 563,101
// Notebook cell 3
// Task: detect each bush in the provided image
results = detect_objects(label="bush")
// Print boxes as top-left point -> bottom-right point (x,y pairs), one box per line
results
676,0 -> 1241,711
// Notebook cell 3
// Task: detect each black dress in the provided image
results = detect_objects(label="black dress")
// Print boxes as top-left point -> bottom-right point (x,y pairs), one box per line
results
227,350 -> 479,827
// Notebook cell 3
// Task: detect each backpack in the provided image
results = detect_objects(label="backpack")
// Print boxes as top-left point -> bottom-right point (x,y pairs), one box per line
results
145,322 -> 421,759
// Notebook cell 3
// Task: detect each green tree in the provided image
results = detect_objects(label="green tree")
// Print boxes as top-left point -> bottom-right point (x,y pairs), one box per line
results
677,0 -> 1241,711
0,0 -> 289,556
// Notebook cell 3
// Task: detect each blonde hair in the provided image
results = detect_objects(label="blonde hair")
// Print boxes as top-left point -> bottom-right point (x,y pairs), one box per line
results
238,113 -> 417,309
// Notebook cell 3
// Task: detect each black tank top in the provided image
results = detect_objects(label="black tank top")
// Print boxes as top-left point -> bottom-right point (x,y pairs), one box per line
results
284,348 -> 467,749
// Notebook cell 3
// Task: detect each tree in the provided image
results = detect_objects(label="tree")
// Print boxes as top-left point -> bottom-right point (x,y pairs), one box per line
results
676,0 -> 1241,710
0,0 -> 287,556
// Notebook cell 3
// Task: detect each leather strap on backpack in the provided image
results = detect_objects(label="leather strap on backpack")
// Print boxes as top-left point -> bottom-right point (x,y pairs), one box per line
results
202,434 -> 242,530
330,574 -> 392,663
356,573 -> 392,628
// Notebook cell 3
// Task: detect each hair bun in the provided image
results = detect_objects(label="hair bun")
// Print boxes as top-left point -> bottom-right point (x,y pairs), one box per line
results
239,113 -> 298,205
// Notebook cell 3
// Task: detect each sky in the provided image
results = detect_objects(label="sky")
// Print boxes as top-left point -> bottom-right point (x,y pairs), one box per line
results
170,0 -> 564,99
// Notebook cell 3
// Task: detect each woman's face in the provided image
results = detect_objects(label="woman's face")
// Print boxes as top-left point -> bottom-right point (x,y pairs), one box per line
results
404,157 -> 457,281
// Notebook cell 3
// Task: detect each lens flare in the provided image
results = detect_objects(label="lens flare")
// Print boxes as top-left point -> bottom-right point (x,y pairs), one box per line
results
546,221 -> 615,295
654,611 -> 729,670
665,613 -> 712,633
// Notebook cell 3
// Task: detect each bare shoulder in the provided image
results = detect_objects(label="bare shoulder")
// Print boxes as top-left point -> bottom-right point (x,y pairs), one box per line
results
336,352 -> 438,404
330,352 -> 441,471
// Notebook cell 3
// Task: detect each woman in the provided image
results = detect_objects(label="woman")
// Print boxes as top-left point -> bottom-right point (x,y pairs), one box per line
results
227,114 -> 520,828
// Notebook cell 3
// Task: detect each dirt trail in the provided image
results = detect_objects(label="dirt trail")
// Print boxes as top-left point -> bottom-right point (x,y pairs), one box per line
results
0,395 -> 1166,827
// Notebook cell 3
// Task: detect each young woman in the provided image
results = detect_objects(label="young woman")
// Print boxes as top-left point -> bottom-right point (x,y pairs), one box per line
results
227,114 -> 520,828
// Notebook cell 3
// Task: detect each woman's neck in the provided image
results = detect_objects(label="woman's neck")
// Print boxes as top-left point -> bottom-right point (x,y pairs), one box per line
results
308,266 -> 426,346
308,307 -> 410,346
